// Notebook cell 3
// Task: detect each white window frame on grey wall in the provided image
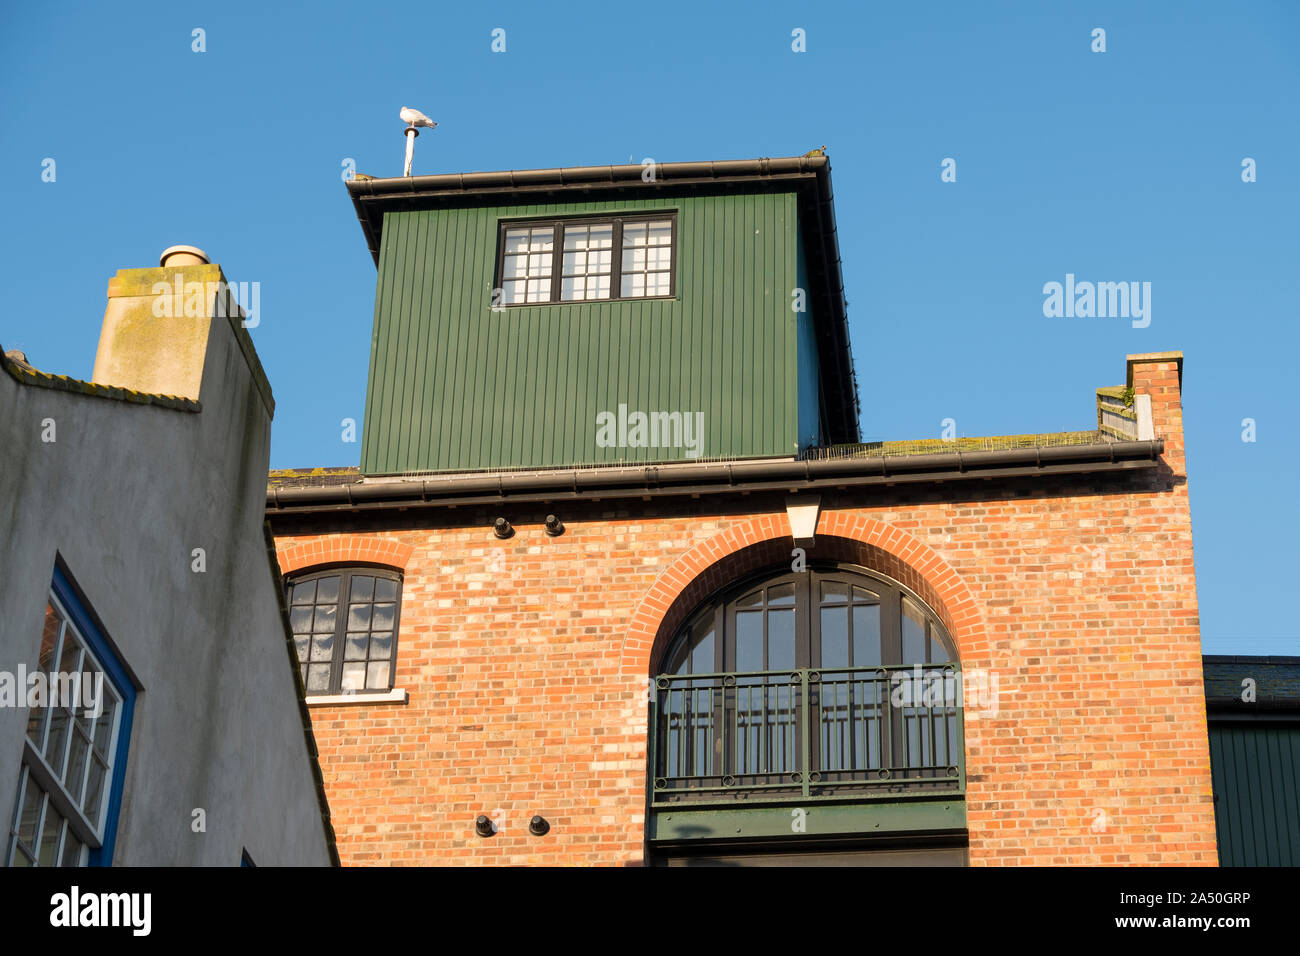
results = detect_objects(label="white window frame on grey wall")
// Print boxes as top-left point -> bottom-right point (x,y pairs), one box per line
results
6,587 -> 129,868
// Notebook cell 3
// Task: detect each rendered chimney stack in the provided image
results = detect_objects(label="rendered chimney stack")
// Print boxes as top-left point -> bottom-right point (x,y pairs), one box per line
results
91,245 -> 226,402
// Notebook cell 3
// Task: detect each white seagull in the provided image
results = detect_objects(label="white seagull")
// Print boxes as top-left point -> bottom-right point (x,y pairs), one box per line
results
400,106 -> 438,130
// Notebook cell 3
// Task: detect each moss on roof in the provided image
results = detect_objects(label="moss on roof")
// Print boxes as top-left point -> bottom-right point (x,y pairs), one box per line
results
1,343 -> 200,412
268,467 -> 362,488
802,430 -> 1107,460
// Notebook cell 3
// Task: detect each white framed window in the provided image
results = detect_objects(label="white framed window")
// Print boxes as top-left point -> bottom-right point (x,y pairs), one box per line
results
7,569 -> 134,867
496,214 -> 676,306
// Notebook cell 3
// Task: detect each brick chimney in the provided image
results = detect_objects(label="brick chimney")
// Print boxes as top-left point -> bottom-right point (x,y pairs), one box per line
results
1127,351 -> 1186,478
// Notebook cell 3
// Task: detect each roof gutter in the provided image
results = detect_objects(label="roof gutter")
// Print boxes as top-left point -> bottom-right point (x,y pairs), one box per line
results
346,156 -> 831,264
266,440 -> 1164,516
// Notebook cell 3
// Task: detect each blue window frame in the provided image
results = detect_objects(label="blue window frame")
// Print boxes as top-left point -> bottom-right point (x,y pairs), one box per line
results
5,564 -> 136,867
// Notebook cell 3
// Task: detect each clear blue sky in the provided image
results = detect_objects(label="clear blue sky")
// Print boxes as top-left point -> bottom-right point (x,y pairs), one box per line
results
2,1 -> 1296,655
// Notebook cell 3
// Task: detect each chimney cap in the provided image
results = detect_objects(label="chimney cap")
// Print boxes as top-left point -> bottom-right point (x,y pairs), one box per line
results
159,245 -> 210,267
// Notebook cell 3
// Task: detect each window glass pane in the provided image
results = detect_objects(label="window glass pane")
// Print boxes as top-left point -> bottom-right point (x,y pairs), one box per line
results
92,696 -> 117,755
312,606 -> 336,633
902,597 -> 927,664
366,662 -> 391,690
345,634 -> 369,661
767,582 -> 795,607
289,606 -> 312,633
372,603 -> 396,630
293,635 -> 309,663
928,625 -> 951,665
341,662 -> 366,692
84,759 -> 107,824
56,636 -> 81,691
290,580 -> 316,605
46,709 -> 71,770
767,608 -> 796,671
821,581 -> 848,604
851,586 -> 876,603
689,625 -> 714,674
852,605 -> 882,667
504,228 -> 530,253
60,832 -> 84,867
28,607 -> 62,746
735,611 -> 762,672
306,664 -> 331,692
348,604 -> 372,630
38,807 -> 63,867
311,634 -> 333,660
64,729 -> 91,803
370,633 -> 393,660
350,576 -> 374,601
529,228 -> 553,251
374,578 -> 398,603
315,576 -> 340,603
17,772 -> 41,848
820,606 -> 849,668
503,280 -> 525,303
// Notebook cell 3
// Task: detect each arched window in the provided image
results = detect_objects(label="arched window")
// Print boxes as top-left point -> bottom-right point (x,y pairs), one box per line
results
651,565 -> 962,805
286,567 -> 402,696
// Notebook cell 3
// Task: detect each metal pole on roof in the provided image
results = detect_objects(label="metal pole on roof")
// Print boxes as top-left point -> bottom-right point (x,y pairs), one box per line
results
398,107 -> 437,177
403,127 -> 418,177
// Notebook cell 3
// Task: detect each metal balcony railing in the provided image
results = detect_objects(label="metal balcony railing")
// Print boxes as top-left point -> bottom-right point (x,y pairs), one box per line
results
650,664 -> 964,806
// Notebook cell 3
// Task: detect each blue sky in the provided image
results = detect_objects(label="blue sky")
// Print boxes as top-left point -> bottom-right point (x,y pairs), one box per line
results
2,1 -> 1296,654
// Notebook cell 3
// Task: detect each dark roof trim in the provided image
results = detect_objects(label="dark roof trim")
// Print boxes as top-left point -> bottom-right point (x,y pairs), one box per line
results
345,155 -> 860,443
1204,654 -> 1300,716
266,439 -> 1164,517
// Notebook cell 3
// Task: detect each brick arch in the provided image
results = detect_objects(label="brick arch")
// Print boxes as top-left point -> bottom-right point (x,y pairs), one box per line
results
276,536 -> 414,575
620,512 -> 988,678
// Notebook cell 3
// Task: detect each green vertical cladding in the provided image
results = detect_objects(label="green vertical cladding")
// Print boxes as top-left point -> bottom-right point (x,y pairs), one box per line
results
794,233 -> 821,449
360,192 -> 800,474
1208,722 -> 1300,866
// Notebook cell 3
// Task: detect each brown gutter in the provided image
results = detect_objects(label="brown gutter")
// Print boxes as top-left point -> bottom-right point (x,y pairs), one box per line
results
266,440 -> 1164,516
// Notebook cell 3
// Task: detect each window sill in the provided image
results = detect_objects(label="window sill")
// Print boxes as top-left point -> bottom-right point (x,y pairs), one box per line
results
304,688 -> 408,707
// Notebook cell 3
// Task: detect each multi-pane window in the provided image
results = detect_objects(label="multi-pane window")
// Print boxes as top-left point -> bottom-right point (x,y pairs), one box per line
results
500,225 -> 554,304
496,215 -> 676,306
653,565 -> 960,804
561,223 -> 613,301
7,575 -> 132,868
620,220 -> 673,297
288,568 -> 401,696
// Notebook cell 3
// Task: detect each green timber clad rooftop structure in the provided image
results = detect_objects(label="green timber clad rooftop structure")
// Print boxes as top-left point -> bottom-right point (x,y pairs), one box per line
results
346,156 -> 860,475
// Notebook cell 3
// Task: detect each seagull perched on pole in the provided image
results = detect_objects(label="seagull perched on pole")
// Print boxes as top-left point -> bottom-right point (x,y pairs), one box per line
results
400,106 -> 438,130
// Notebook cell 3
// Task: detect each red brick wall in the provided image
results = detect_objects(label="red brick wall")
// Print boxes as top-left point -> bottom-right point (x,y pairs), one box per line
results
272,353 -> 1216,866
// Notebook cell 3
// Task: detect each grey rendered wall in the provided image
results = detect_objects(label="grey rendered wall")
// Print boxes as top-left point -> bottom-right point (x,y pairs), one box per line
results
0,312 -> 331,865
